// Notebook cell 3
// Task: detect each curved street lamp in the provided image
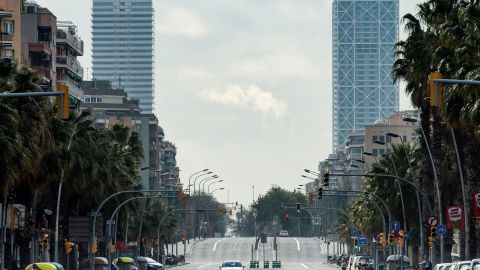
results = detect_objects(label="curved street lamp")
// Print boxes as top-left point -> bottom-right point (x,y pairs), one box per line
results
210,187 -> 224,194
188,169 -> 209,194
207,179 -> 223,193
202,177 -> 219,193
197,175 -> 218,194
193,171 -> 213,194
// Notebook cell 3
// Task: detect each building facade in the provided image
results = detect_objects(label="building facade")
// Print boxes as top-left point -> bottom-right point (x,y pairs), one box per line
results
21,2 -> 57,89
332,0 -> 399,151
56,21 -> 84,99
91,0 -> 155,113
0,0 -> 21,60
363,110 -> 419,166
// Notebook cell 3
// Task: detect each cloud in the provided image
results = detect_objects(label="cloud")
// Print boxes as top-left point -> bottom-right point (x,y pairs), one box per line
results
157,8 -> 208,38
201,84 -> 287,119
227,53 -> 319,80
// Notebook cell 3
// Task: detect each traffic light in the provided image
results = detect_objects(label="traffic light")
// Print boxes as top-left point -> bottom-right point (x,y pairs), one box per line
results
296,203 -> 300,213
317,188 -> 323,199
308,192 -> 313,204
388,233 -> 394,245
182,236 -> 186,245
56,84 -> 70,119
64,241 -> 75,254
428,71 -> 443,107
43,234 -> 49,248
398,230 -> 405,247
353,239 -> 359,251
427,236 -> 433,247
323,170 -> 329,186
285,212 -> 289,222
91,237 -> 98,254
379,233 -> 386,247
430,227 -> 437,238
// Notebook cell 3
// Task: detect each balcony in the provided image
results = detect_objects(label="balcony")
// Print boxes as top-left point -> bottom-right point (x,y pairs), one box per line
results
56,56 -> 84,80
0,34 -> 13,47
56,30 -> 84,56
29,42 -> 53,55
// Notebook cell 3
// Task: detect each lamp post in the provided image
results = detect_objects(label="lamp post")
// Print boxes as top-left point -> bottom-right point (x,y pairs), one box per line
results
202,177 -> 219,193
207,180 -> 223,193
374,139 -> 408,257
403,117 -> 444,262
192,171 -> 213,194
210,187 -> 224,194
197,175 -> 218,194
188,169 -> 209,194
386,132 -> 425,259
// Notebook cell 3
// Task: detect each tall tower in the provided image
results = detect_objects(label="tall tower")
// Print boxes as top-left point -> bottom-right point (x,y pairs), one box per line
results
92,0 -> 154,114
332,0 -> 399,151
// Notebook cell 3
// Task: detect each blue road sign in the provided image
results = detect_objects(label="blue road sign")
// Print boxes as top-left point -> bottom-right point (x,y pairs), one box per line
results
358,235 -> 368,246
404,231 -> 410,240
391,221 -> 400,232
437,225 -> 447,236
351,228 -> 358,236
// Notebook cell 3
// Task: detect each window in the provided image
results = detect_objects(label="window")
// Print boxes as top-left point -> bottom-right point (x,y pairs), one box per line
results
4,21 -> 13,34
84,97 -> 91,103
379,135 -> 385,143
403,135 -> 407,142
372,149 -> 378,156
372,135 -> 378,142
379,149 -> 385,155
386,135 -> 391,143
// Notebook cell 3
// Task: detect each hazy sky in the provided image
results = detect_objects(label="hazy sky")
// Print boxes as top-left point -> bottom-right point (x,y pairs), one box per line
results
37,0 -> 421,206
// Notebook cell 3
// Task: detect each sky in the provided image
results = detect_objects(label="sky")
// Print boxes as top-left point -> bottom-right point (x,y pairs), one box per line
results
37,0 -> 421,206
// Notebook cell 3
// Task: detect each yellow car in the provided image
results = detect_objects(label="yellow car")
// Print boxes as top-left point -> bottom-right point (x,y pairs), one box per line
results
25,263 -> 64,270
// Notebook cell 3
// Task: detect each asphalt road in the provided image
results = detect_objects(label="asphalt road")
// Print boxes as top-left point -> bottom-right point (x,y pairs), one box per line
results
175,237 -> 337,270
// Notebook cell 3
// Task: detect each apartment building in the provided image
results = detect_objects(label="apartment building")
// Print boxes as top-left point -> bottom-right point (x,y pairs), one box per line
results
0,0 -> 21,60
56,21 -> 84,99
21,2 -> 56,89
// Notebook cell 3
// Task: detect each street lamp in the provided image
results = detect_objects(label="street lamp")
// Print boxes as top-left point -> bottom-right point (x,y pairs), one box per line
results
188,169 -> 209,194
193,171 -> 213,194
386,131 -> 426,259
301,175 -> 317,181
373,139 -> 408,257
207,179 -> 223,193
198,175 -> 218,194
202,177 -> 219,193
304,169 -> 321,176
403,116 -> 445,261
210,187 -> 224,194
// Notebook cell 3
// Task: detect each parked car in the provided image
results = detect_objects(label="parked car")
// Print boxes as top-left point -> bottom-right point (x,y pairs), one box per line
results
434,263 -> 453,270
452,261 -> 471,270
136,257 -> 163,270
279,230 -> 289,237
113,257 -> 139,270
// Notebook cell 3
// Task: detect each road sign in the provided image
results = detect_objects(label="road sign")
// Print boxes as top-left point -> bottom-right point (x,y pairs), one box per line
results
437,225 -> 447,236
427,216 -> 439,227
404,231 -> 410,240
358,235 -> 368,246
391,221 -> 400,232
351,228 -> 358,236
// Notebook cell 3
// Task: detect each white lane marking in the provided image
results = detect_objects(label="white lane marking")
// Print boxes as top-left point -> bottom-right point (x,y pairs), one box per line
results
233,241 -> 238,251
293,238 -> 300,251
213,238 -> 225,251
300,263 -> 309,269
197,263 -> 212,269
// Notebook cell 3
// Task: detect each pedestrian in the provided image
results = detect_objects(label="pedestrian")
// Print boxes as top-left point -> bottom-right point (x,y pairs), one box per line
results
424,258 -> 432,270
342,259 -> 347,270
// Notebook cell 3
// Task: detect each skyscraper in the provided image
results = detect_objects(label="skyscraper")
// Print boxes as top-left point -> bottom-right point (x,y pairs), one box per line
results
332,0 -> 399,151
92,0 -> 154,114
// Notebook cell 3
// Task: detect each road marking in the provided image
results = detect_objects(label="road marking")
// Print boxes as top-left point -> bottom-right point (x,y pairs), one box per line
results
293,238 -> 300,251
300,263 -> 309,269
213,238 -> 225,251
197,263 -> 212,269
233,241 -> 238,251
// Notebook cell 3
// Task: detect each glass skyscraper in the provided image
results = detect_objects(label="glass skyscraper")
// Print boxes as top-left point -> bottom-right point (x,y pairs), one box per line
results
92,0 -> 154,114
332,0 -> 399,150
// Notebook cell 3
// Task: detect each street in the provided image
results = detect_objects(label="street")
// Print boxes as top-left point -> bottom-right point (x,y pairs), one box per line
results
176,237 -> 336,270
